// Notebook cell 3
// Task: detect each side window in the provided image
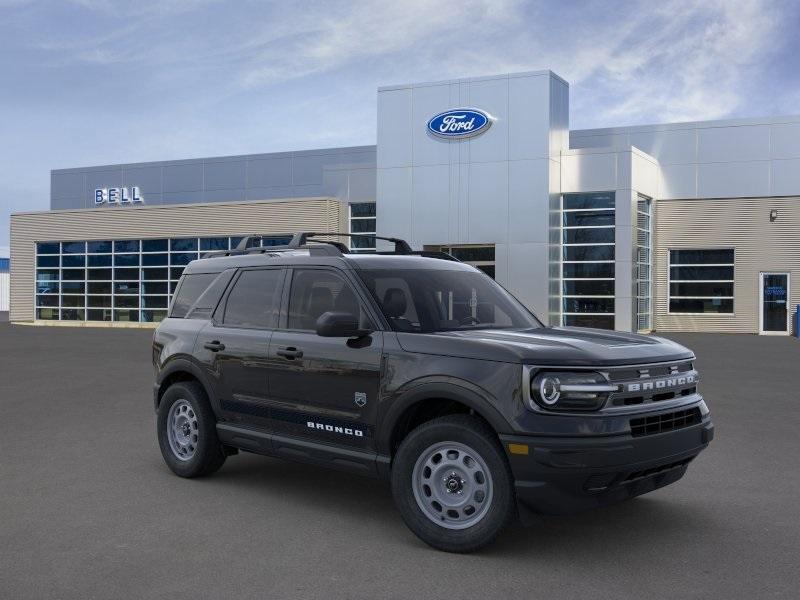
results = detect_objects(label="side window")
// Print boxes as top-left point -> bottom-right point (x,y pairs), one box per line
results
171,273 -> 218,318
287,269 -> 372,331
222,269 -> 283,329
367,276 -> 420,331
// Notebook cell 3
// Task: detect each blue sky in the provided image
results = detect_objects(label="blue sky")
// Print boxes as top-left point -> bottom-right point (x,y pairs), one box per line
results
1,0 -> 799,249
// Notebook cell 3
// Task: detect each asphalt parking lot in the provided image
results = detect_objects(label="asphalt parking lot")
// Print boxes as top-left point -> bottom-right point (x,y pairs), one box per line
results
1,323 -> 798,599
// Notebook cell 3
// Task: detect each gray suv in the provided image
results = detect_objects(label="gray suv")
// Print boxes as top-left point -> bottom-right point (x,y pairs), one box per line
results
152,232 -> 713,552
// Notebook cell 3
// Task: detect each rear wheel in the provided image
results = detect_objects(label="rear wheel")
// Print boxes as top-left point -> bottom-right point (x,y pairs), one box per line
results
157,381 -> 226,478
391,414 -> 515,553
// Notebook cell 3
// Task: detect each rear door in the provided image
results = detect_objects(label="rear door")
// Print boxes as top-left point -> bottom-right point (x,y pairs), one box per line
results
266,267 -> 384,452
196,267 -> 286,428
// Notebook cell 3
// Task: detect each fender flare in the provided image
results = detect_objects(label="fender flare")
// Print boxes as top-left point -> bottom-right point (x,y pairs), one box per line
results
155,356 -> 217,413
377,379 -> 512,456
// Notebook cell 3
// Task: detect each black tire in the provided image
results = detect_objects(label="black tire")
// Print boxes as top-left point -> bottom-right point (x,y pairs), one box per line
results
157,381 -> 226,478
391,414 -> 515,553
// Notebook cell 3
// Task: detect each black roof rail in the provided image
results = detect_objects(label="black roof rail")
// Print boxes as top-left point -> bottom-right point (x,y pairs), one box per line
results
200,232 -> 459,262
297,232 -> 413,254
200,234 -> 343,259
233,235 -> 290,252
397,250 -> 460,262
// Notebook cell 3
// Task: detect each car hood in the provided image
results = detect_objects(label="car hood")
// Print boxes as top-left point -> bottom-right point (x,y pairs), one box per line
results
395,326 -> 694,366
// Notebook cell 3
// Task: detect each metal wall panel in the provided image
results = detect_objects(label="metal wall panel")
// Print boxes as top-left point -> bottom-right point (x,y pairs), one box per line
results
124,166 -> 162,198
51,172 -> 84,201
51,147 -> 376,209
771,159 -> 800,196
10,198 -> 344,322
659,164 -> 697,200
411,164 -> 450,244
697,161 -> 771,198
508,75 -> 552,160
696,125 -> 770,163
654,196 -> 800,333
466,77 -> 510,164
571,115 -> 800,200
377,71 -> 568,323
629,129 -> 696,165
162,163 -> 204,193
770,123 -> 800,159
204,160 -> 246,190
247,156 -> 293,187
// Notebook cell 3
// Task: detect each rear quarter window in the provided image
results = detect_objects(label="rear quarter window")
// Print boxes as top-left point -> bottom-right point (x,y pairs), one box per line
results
170,273 -> 219,318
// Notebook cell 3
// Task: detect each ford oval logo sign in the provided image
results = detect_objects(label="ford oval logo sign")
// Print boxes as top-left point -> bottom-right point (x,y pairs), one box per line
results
427,108 -> 493,139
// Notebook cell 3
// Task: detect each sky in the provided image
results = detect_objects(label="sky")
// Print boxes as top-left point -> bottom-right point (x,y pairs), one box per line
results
1,0 -> 799,249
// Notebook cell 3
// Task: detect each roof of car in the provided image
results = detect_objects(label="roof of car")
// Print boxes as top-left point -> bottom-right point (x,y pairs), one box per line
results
344,253 -> 475,271
184,248 -> 476,275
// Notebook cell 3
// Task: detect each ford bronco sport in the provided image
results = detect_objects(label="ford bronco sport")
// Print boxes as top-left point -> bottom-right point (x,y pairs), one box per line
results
152,232 -> 713,553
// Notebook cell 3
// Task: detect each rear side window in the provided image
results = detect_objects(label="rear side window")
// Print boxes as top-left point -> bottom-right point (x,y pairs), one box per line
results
171,273 -> 218,318
222,269 -> 283,329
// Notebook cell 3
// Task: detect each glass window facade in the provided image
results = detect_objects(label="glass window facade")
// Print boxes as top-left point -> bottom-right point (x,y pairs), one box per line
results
34,235 -> 291,322
349,203 -> 376,252
561,192 -> 615,329
668,248 -> 734,314
636,196 -> 652,331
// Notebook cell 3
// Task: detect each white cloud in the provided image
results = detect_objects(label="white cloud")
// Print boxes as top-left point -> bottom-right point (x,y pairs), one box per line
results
15,0 -> 788,126
234,0 -> 525,88
563,0 -> 783,125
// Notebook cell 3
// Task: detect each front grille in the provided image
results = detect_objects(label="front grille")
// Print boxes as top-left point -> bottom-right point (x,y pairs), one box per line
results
607,360 -> 699,408
623,457 -> 694,483
629,407 -> 701,437
608,360 -> 693,382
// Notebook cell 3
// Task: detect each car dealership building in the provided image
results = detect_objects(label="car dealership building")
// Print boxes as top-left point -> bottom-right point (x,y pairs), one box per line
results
9,69 -> 800,334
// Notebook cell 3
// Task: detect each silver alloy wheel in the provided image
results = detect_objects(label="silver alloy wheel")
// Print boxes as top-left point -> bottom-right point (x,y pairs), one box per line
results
167,399 -> 199,461
411,441 -> 494,530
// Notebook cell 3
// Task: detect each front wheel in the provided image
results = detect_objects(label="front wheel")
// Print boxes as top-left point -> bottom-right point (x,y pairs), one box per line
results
391,415 -> 515,553
157,381 -> 226,478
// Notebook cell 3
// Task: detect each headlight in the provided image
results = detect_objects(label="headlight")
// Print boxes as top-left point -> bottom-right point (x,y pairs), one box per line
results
528,371 -> 617,411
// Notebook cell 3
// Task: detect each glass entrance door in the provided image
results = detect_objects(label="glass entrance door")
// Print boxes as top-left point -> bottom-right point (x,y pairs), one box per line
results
759,273 -> 790,335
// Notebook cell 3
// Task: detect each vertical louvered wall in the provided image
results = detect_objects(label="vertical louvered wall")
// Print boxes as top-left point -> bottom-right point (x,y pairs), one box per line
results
10,198 -> 345,322
654,197 -> 800,333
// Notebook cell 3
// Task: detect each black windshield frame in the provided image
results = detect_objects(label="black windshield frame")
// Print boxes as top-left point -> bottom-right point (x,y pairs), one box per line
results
356,268 -> 543,333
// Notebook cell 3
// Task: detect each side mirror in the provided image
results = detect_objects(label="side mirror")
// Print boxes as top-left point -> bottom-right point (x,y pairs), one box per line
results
315,311 -> 372,338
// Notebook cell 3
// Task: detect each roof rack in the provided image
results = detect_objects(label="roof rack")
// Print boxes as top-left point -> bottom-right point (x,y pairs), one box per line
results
287,232 -> 413,254
199,234 -> 338,258
200,232 -> 459,262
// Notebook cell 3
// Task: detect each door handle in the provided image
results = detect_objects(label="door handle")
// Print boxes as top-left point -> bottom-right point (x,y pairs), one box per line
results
276,346 -> 303,360
204,340 -> 226,352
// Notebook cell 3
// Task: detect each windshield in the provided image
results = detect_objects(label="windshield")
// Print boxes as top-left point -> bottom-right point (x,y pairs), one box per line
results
357,268 -> 542,333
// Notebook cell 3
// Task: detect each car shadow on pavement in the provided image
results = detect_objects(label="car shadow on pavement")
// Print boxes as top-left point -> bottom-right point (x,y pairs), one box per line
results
187,452 -> 714,557
200,453 -> 398,516
490,496 -> 713,557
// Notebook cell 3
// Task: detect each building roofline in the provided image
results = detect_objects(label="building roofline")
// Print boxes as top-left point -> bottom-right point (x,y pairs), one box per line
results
572,114 -> 800,137
51,145 -> 377,175
378,69 -> 568,92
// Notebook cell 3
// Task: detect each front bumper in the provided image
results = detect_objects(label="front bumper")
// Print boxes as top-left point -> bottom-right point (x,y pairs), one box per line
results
500,412 -> 714,516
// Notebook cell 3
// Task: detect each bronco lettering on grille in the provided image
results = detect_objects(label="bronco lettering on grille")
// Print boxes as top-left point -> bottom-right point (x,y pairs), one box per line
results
627,374 -> 695,393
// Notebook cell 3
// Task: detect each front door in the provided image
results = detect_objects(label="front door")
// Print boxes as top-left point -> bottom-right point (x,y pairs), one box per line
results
759,273 -> 790,335
267,267 -> 383,451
